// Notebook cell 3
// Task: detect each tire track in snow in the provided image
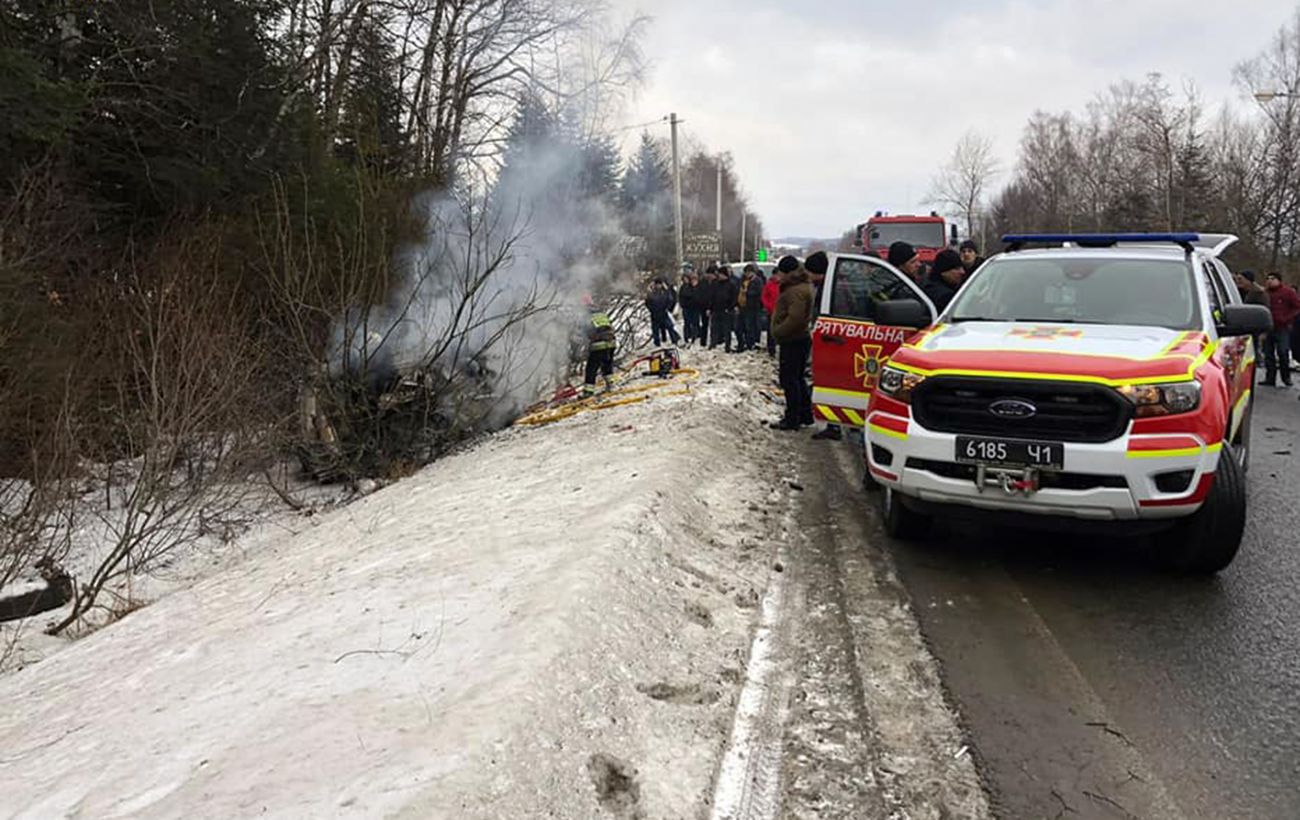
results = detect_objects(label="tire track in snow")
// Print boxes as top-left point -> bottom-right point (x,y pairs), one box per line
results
708,503 -> 805,820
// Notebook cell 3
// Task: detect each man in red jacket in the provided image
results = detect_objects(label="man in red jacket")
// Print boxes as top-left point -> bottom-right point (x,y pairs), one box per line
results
1262,272 -> 1300,387
761,266 -> 781,356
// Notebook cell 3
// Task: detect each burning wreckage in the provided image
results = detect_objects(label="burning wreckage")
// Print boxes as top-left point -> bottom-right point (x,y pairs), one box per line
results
294,298 -> 638,484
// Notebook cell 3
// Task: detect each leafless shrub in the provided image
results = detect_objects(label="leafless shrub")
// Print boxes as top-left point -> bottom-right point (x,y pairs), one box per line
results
47,230 -> 272,635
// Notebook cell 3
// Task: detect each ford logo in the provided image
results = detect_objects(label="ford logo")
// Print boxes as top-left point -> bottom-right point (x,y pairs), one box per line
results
988,399 -> 1037,419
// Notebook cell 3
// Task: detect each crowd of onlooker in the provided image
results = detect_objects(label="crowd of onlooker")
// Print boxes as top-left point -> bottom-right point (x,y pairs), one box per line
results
644,262 -> 779,354
638,240 -> 994,435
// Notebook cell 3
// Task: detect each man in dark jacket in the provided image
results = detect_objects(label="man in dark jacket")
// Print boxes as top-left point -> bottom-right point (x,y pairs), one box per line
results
959,239 -> 985,276
803,251 -> 843,441
770,256 -> 815,430
1262,272 -> 1300,387
678,270 -> 703,345
923,249 -> 965,313
1235,269 -> 1269,307
698,264 -> 717,347
645,278 -> 681,346
737,265 -> 766,352
709,266 -> 739,352
1234,270 -> 1269,357
888,241 -> 924,285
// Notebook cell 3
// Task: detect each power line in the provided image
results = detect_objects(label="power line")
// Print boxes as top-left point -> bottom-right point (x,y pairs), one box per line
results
611,115 -> 673,135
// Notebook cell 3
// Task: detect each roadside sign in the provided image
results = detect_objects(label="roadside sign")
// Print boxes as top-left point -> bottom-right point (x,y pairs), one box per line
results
684,232 -> 721,259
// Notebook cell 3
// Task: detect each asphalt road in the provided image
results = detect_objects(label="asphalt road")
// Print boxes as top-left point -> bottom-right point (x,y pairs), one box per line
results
850,386 -> 1300,819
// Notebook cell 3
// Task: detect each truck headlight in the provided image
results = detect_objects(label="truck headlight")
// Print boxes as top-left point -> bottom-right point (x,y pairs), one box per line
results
1116,381 -> 1201,417
879,366 -> 926,403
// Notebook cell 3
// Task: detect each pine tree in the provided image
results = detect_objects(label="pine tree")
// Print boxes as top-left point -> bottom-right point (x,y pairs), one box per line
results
620,132 -> 669,214
1174,127 -> 1214,230
337,16 -> 406,175
578,133 -> 621,203
497,92 -> 562,186
619,132 -> 672,266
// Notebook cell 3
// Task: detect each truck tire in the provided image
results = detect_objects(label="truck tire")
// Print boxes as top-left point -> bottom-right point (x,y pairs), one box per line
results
861,437 -> 881,493
882,485 -> 932,540
1153,449 -> 1246,574
862,466 -> 881,493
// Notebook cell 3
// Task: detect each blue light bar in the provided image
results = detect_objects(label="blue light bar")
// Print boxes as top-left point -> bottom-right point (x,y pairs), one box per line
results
1001,232 -> 1201,252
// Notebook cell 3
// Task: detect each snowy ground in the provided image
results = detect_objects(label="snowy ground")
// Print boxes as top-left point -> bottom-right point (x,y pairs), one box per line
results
1,466 -> 350,674
0,343 -> 981,819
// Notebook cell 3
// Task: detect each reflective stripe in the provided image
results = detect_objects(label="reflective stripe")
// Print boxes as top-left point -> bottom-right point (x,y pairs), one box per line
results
1126,436 -> 1222,459
1229,389 -> 1252,440
841,408 -> 864,426
887,354 -> 1212,387
816,405 -> 841,423
815,385 -> 871,399
867,412 -> 909,439
869,423 -> 908,441
1126,447 -> 1201,459
869,465 -> 899,482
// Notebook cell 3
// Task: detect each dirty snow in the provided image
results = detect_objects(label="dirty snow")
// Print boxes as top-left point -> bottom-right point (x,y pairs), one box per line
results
0,343 -> 984,819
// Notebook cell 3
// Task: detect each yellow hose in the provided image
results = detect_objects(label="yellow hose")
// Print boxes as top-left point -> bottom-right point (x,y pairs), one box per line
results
514,368 -> 701,426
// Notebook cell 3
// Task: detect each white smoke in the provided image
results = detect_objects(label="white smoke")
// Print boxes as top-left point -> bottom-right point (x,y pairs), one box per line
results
330,136 -> 628,427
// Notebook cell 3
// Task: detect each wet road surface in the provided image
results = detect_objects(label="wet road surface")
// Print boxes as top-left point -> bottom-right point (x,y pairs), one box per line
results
857,386 -> 1300,819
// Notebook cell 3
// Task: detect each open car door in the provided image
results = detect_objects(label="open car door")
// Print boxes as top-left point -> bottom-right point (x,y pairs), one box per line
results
811,253 -> 937,426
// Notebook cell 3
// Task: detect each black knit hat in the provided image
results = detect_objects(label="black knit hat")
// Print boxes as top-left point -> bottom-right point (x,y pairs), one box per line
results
959,239 -> 979,253
777,255 -> 800,274
1239,269 -> 1256,282
805,250 -> 829,276
932,249 -> 964,276
888,241 -> 917,268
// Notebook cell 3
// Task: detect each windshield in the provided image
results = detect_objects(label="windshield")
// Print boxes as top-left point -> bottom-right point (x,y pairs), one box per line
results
948,256 -> 1201,329
866,222 -> 945,249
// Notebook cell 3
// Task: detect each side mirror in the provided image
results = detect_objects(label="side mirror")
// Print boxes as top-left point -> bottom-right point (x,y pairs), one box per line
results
1217,304 -> 1272,337
949,224 -> 959,246
876,299 -> 931,329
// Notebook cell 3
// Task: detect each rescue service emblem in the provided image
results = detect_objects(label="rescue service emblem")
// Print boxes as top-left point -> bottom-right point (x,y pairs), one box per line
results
854,344 -> 886,390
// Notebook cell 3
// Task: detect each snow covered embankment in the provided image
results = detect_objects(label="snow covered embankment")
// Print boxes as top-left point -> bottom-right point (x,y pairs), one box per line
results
0,349 -> 788,818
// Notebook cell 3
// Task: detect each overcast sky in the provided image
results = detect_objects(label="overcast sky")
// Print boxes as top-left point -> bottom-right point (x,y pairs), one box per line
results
613,0 -> 1299,239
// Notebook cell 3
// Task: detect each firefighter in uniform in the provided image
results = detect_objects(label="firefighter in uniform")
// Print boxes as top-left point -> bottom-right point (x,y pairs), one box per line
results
582,295 -> 617,396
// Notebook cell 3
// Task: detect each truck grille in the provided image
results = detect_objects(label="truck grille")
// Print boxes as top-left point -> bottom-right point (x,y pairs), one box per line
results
911,377 -> 1132,443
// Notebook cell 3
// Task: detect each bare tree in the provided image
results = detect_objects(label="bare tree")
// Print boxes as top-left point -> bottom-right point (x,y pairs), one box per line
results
929,130 -> 999,247
1234,7 -> 1300,267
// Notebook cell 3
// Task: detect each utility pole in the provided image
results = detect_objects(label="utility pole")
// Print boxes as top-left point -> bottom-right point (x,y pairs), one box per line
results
740,212 -> 747,261
715,157 -> 723,233
670,113 -> 684,272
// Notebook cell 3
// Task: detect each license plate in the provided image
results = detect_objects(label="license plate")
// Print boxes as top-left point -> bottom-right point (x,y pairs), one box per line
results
955,436 -> 1063,469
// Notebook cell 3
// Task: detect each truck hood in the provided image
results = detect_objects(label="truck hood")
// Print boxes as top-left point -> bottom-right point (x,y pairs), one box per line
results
891,321 -> 1210,384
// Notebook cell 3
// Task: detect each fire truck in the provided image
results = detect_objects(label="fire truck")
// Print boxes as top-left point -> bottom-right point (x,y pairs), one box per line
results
855,212 -> 958,265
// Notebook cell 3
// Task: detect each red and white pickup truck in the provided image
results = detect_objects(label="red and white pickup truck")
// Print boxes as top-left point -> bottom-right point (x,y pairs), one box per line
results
812,233 -> 1273,573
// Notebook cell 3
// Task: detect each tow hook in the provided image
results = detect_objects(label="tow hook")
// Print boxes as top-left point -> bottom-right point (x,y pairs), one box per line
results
975,465 -> 1040,496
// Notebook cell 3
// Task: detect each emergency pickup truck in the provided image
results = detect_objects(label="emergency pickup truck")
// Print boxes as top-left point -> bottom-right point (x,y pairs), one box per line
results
830,233 -> 1271,573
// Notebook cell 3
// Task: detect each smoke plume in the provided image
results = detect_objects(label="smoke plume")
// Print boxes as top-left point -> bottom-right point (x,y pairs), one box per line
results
331,132 -> 627,427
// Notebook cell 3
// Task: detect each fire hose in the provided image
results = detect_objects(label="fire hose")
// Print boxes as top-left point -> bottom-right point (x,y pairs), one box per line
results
513,366 -> 701,427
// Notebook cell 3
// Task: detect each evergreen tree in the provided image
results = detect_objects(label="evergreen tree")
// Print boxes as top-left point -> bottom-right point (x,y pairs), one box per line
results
619,132 -> 673,266
620,132 -> 669,215
578,133 -> 621,204
337,16 -> 406,175
69,0 -> 289,219
1175,128 -> 1215,230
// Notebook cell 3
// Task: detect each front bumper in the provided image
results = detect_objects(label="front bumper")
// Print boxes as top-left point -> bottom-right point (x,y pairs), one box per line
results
865,411 -> 1220,522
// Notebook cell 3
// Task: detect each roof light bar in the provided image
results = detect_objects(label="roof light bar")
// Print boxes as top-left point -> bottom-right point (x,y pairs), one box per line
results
1001,233 -> 1201,253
